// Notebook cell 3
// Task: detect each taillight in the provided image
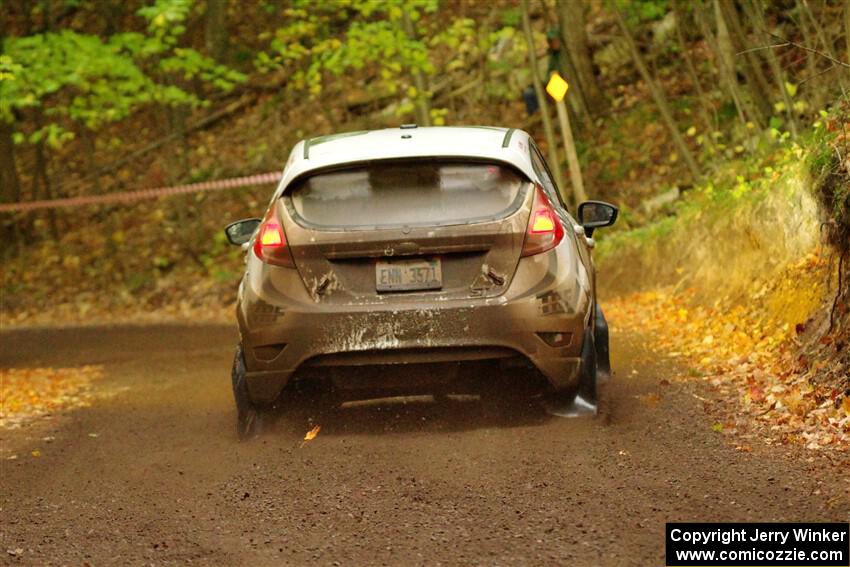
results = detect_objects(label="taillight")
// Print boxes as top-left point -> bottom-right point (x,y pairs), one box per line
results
521,185 -> 565,257
253,206 -> 295,267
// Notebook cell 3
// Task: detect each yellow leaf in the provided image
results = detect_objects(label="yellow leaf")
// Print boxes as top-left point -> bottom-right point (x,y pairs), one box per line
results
31,449 -> 41,457
784,81 -> 797,97
304,425 -> 320,442
842,396 -> 850,416
635,393 -> 660,407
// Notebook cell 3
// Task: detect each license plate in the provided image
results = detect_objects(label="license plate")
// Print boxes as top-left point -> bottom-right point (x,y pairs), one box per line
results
376,258 -> 442,292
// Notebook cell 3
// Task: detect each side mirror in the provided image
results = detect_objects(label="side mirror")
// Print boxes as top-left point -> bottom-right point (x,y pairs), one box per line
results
224,218 -> 261,246
577,201 -> 618,237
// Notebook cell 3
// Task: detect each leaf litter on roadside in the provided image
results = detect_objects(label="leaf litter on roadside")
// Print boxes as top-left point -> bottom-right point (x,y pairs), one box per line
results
605,268 -> 849,455
0,365 -> 104,429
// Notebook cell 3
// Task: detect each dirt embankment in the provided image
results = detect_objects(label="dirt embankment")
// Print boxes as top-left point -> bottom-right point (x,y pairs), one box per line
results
597,135 -> 850,457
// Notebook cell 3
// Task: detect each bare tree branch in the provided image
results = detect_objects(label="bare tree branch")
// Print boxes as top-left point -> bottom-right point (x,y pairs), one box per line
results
798,63 -> 840,85
761,31 -> 850,69
735,43 -> 790,56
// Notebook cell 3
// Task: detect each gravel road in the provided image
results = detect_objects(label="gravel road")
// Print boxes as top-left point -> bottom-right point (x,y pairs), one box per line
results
1,324 -> 848,566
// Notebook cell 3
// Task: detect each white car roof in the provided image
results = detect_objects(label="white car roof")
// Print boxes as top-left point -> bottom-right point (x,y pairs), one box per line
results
273,126 -> 540,197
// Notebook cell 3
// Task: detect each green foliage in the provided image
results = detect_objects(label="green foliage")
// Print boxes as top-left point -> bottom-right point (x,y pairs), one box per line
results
807,106 -> 850,247
0,0 -> 245,149
131,0 -> 245,93
611,0 -> 670,25
137,0 -> 192,43
260,1 -> 433,92
0,55 -> 22,82
500,7 -> 521,27
1,31 -> 157,143
598,137 -> 809,266
257,0 -> 477,119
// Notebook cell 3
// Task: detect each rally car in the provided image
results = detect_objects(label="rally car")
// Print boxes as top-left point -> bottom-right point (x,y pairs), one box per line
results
225,125 -> 617,437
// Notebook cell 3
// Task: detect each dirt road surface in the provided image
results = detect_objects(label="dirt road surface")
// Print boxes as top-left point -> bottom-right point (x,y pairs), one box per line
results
1,324 -> 848,566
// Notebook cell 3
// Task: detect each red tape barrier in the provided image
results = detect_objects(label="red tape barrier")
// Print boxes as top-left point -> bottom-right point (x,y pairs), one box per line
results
0,171 -> 283,213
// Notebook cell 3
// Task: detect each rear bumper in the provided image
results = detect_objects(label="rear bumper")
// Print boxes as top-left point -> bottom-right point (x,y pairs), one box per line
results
238,275 -> 591,404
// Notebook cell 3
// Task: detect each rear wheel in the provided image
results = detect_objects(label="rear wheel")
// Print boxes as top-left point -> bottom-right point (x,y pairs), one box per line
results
231,345 -> 264,439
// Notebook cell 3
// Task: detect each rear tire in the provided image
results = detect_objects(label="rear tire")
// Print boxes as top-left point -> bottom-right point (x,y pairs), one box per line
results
232,345 -> 264,439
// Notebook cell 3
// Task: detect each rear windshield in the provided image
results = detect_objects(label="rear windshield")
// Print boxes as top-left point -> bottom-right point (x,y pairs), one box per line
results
287,161 -> 526,229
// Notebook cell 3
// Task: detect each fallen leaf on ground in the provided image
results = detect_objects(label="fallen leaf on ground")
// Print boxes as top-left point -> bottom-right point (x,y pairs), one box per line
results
604,261 -> 848,454
0,366 -> 104,429
304,425 -> 320,442
636,393 -> 660,407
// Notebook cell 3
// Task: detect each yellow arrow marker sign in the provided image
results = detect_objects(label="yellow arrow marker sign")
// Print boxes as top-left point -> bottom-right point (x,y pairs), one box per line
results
546,72 -> 569,102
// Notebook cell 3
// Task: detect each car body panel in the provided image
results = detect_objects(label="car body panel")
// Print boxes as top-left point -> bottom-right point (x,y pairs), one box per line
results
234,126 -> 598,403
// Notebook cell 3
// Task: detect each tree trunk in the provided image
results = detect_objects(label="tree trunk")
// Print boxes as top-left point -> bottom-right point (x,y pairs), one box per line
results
402,8 -> 432,127
0,118 -> 23,251
0,120 -> 21,204
557,0 -> 605,114
204,0 -> 228,62
103,0 -> 125,35
521,0 -> 564,190
671,0 -> 716,136
745,0 -> 799,138
793,0 -> 820,83
82,129 -> 104,194
0,17 -> 20,205
800,0 -> 836,59
614,6 -> 701,182
698,0 -> 750,126
798,0 -> 846,92
846,0 -> 850,84
33,139 -> 59,240
716,0 -> 772,126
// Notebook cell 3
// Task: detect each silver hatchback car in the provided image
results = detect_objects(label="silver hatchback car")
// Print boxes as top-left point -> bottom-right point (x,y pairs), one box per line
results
225,126 -> 617,437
